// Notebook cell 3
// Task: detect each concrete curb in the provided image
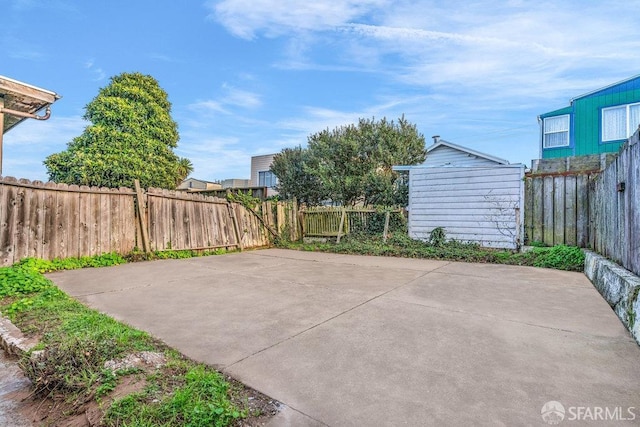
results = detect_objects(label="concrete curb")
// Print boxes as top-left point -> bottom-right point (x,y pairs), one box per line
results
0,315 -> 37,357
584,250 -> 640,345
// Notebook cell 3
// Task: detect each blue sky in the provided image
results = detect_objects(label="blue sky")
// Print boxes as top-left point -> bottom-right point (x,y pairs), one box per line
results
3,0 -> 640,182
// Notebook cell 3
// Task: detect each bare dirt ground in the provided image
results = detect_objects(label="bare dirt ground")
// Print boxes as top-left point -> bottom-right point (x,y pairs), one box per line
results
1,354 -> 279,427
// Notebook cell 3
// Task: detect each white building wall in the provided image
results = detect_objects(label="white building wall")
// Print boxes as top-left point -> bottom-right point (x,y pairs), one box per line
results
250,154 -> 276,186
250,153 -> 279,197
408,165 -> 525,249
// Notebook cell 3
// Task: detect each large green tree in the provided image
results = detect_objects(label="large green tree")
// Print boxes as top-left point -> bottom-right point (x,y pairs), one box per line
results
270,146 -> 329,205
44,72 -> 192,189
304,116 -> 426,206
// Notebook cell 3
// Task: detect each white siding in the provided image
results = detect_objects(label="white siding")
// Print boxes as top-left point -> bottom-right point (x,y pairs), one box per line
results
250,153 -> 280,197
424,145 -> 501,167
408,166 -> 525,249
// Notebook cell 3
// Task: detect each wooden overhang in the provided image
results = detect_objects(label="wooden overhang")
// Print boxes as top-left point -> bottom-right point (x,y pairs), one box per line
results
0,75 -> 60,133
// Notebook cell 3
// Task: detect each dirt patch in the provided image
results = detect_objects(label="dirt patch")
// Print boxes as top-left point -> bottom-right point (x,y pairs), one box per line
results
225,374 -> 282,427
14,374 -> 145,427
13,370 -> 279,426
8,358 -> 279,426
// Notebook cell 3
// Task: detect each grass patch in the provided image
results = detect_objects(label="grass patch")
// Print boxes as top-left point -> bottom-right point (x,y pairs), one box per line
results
278,233 -> 585,271
105,363 -> 244,427
0,251 -> 263,426
126,248 -> 233,262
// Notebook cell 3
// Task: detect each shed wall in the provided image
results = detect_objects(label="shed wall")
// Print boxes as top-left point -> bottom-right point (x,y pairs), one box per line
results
408,166 -> 525,249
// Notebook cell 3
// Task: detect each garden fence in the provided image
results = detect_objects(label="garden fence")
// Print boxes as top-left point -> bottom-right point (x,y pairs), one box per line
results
301,207 -> 405,241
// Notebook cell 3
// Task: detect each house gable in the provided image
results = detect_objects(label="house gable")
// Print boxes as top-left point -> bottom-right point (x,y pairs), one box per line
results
423,140 -> 510,167
540,75 -> 640,159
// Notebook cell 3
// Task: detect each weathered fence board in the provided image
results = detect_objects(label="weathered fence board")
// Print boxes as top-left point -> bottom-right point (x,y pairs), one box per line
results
552,177 -> 565,246
0,176 -> 300,266
146,189 -> 235,251
0,177 -> 137,266
525,173 -> 596,248
525,130 -> 639,276
304,208 -> 346,237
589,137 -> 640,275
575,175 -> 589,247
301,207 -> 405,239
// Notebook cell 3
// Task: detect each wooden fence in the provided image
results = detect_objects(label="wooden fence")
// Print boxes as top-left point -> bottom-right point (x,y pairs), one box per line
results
524,129 -> 640,276
301,207 -> 404,241
590,132 -> 639,276
303,208 -> 348,237
0,177 -> 137,266
0,177 -> 298,267
524,174 -> 594,247
144,188 -> 263,251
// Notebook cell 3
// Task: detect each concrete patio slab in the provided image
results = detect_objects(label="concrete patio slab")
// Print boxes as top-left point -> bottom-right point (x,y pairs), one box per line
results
47,249 -> 640,426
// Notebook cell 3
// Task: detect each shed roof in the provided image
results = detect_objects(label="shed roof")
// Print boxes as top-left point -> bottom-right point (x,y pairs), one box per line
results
393,139 -> 513,171
0,75 -> 60,133
426,139 -> 510,165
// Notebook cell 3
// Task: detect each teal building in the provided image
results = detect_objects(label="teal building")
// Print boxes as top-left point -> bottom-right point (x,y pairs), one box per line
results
539,75 -> 640,159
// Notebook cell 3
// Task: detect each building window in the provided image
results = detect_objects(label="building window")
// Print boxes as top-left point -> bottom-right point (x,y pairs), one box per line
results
543,115 -> 570,148
258,171 -> 277,188
602,102 -> 640,142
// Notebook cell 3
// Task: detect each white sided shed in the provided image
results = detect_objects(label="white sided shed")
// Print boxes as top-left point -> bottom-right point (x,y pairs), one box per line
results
395,139 -> 525,249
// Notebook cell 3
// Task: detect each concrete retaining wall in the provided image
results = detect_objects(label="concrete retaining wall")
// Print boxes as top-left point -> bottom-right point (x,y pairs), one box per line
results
0,316 -> 36,356
584,250 -> 640,345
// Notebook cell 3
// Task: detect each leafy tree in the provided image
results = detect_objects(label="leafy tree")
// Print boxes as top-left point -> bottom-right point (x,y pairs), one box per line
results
44,72 -> 192,189
305,116 -> 426,206
270,146 -> 328,205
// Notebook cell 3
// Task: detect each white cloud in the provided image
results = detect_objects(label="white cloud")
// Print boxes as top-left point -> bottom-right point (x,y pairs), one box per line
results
4,115 -> 85,147
195,0 -> 640,173
187,83 -> 262,117
84,58 -> 106,81
208,0 -> 640,103
207,0 -> 388,39
221,83 -> 262,108
175,135 -> 251,180
188,100 -> 228,115
147,53 -> 177,62
2,115 -> 86,181
2,36 -> 45,61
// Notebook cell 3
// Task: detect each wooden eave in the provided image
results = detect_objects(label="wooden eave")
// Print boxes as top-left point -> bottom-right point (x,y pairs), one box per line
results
0,75 -> 60,133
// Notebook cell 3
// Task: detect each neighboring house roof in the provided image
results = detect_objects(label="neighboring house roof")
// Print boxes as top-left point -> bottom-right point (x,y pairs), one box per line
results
180,178 -> 218,185
540,75 -> 640,119
394,139 -> 511,171
571,74 -> 640,102
177,178 -> 222,191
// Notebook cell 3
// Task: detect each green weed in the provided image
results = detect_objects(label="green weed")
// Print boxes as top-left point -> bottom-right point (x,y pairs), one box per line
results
0,251 -> 249,427
279,234 -> 585,271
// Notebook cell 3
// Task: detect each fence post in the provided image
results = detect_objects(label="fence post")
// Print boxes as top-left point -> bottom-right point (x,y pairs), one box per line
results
336,208 -> 347,243
298,207 -> 305,239
383,211 -> 391,242
276,202 -> 285,235
227,203 -> 244,251
133,179 -> 150,253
